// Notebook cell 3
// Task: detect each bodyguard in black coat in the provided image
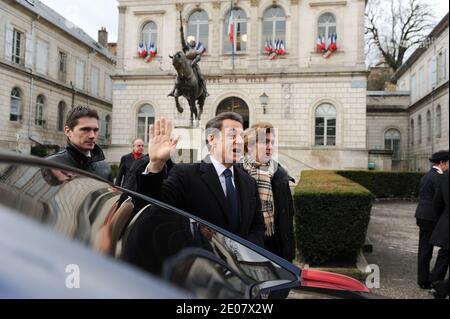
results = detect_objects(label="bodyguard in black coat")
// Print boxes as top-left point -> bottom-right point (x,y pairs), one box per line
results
415,150 -> 449,288
429,172 -> 449,290
47,106 -> 112,182
115,139 -> 144,186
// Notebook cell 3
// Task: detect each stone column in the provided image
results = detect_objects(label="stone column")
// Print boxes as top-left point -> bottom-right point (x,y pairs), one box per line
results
117,5 -> 127,70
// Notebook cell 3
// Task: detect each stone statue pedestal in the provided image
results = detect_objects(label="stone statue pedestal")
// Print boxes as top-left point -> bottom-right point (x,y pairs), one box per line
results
172,126 -> 204,163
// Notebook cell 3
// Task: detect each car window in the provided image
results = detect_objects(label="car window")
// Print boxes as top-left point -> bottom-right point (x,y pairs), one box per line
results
0,157 -> 299,298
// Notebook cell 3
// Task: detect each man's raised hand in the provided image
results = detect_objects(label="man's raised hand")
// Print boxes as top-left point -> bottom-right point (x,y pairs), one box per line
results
147,117 -> 179,173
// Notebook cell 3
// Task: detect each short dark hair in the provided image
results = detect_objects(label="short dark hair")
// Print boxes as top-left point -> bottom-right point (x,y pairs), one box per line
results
205,112 -> 244,148
205,112 -> 243,131
65,106 -> 99,130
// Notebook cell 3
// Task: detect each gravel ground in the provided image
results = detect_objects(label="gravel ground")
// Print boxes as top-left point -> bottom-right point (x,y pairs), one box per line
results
364,200 -> 445,299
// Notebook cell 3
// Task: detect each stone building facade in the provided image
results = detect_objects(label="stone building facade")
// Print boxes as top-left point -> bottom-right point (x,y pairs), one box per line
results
111,0 -> 368,178
366,13 -> 449,172
0,0 -> 116,154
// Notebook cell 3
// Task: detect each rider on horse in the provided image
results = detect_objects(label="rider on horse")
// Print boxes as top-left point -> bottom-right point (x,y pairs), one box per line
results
168,26 -> 209,98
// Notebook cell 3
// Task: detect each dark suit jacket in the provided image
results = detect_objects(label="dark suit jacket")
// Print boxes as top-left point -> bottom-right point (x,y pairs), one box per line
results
135,157 -> 265,246
430,172 -> 449,250
115,153 -> 137,186
415,167 -> 444,222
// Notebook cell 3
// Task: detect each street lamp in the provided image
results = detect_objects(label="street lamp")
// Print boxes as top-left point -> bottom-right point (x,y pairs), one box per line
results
259,92 -> 269,114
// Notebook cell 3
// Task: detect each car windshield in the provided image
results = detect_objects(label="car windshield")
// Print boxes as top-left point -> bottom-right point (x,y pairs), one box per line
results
0,153 -> 299,299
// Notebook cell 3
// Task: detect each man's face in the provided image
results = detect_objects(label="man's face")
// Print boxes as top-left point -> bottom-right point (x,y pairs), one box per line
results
249,132 -> 275,164
189,40 -> 196,48
440,160 -> 449,172
132,139 -> 144,155
209,119 -> 244,165
64,117 -> 99,152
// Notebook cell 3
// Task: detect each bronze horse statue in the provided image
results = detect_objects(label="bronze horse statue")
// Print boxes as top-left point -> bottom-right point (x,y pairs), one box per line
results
169,51 -> 206,125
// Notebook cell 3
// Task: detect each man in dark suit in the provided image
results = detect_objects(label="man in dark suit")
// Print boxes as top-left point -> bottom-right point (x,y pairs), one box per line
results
115,138 -> 144,186
430,172 -> 449,298
415,150 -> 449,289
122,113 -> 265,274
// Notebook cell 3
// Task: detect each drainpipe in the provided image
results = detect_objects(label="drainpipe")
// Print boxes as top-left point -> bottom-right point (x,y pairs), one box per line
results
27,20 -> 37,148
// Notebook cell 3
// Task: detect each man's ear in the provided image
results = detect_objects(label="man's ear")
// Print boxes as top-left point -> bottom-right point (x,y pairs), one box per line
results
64,126 -> 71,138
207,134 -> 215,147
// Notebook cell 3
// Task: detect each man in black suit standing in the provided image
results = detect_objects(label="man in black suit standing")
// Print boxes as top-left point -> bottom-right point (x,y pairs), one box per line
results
115,138 -> 144,186
122,113 -> 265,274
430,171 -> 449,298
415,150 -> 449,289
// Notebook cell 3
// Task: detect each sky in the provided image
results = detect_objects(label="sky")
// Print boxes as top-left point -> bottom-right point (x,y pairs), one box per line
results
40,0 -> 449,44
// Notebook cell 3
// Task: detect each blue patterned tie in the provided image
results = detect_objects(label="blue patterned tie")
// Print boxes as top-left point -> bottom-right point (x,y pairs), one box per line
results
223,168 -> 240,232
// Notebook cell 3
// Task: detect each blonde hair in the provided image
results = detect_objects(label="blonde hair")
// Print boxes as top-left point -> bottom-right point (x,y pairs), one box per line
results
244,122 -> 275,153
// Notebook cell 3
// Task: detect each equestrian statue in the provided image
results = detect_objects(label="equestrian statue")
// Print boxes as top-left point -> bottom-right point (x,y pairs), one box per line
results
168,12 -> 209,126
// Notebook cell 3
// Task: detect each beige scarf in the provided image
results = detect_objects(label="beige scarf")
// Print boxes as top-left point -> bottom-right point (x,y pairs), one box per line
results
242,155 -> 276,236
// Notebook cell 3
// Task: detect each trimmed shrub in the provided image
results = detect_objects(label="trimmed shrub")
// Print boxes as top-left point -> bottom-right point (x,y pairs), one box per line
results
294,171 -> 374,265
336,171 -> 424,198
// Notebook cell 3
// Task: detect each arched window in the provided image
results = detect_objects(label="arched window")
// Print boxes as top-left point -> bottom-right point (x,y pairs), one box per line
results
418,115 -> 422,144
35,95 -> 45,127
315,103 -> 336,146
224,8 -> 247,53
318,13 -> 336,47
137,104 -> 155,143
141,21 -> 158,46
187,10 -> 208,49
57,101 -> 66,131
410,119 -> 415,146
216,97 -> 250,129
426,110 -> 431,141
384,129 -> 401,160
436,105 -> 442,138
262,6 -> 286,52
10,88 -> 22,122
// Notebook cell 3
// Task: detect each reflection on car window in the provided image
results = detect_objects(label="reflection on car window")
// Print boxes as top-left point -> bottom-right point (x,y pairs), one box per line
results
0,161 -> 299,299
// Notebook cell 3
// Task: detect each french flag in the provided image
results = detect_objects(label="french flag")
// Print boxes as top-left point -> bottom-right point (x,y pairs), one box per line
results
328,34 -> 337,52
264,40 -> 272,53
321,36 -> 326,51
138,43 -> 146,58
278,40 -> 285,55
228,9 -> 235,44
196,41 -> 206,55
316,36 -> 323,52
149,42 -> 157,57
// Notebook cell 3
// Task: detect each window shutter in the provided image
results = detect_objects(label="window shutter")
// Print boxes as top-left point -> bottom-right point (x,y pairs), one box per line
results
25,32 -> 33,68
430,56 -> 437,89
4,24 -> 13,61
36,40 -> 48,74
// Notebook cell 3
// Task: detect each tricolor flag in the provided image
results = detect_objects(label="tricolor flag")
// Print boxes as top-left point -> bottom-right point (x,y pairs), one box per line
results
321,35 -> 326,51
228,9 -> 235,44
138,43 -> 146,58
274,40 -> 280,55
196,41 -> 206,55
328,34 -> 337,52
149,42 -> 157,57
264,40 -> 272,53
316,36 -> 323,52
278,40 -> 285,56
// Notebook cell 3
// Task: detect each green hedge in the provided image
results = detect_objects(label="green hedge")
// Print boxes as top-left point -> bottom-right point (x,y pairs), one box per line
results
294,171 -> 374,265
336,171 -> 424,198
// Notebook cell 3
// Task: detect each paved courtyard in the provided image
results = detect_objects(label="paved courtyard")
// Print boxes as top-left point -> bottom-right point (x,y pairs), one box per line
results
364,200 -> 444,299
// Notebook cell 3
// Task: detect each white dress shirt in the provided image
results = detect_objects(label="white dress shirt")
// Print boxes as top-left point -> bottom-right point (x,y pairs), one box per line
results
209,156 -> 236,196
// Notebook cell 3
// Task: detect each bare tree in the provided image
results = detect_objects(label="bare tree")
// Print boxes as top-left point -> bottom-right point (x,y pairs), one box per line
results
365,0 -> 436,71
